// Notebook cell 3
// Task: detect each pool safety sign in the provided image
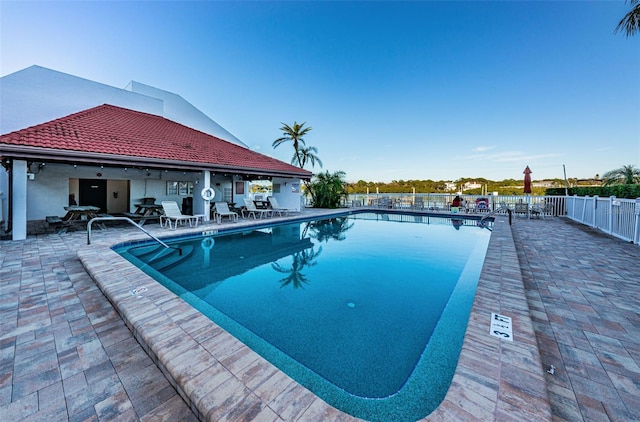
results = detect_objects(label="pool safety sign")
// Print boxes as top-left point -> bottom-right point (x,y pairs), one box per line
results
490,313 -> 513,341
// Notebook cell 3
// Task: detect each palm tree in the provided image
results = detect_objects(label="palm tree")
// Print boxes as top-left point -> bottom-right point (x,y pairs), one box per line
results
294,146 -> 323,170
272,122 -> 312,168
601,164 -> 640,186
615,0 -> 640,37
308,171 -> 348,208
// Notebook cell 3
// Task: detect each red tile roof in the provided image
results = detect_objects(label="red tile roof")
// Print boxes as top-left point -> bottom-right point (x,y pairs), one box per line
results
0,104 -> 312,179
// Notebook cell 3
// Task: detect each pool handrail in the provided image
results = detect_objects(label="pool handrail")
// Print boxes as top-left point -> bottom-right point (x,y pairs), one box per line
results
480,203 -> 512,226
87,216 -> 182,255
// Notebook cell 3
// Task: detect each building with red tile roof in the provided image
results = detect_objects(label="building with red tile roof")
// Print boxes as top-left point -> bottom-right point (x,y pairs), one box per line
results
0,66 -> 311,240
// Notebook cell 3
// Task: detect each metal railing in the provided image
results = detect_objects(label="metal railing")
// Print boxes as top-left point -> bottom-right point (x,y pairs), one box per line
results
480,204 -> 513,226
345,193 -> 565,218
87,216 -> 182,254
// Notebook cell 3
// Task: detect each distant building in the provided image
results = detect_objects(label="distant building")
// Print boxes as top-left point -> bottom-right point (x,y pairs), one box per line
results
532,180 -> 558,188
444,182 -> 457,191
462,181 -> 482,191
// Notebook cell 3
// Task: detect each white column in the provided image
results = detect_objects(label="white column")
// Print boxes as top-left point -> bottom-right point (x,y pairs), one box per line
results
202,171 -> 212,221
12,159 -> 28,240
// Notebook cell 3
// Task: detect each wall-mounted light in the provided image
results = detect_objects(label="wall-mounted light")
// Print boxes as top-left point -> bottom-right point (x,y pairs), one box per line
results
73,164 -> 77,169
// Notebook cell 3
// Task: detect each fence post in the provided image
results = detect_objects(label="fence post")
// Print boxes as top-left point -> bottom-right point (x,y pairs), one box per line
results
608,196 -> 616,235
634,198 -> 640,245
592,195 -> 598,228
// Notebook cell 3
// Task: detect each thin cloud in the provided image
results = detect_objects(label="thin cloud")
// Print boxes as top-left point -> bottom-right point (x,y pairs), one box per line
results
465,150 -> 563,163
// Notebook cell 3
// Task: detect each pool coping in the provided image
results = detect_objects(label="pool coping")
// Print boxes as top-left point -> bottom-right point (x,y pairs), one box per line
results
77,211 -> 551,421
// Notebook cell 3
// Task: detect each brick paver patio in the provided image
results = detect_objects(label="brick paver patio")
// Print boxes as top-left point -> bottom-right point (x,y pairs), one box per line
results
1,213 -> 638,421
513,217 -> 640,421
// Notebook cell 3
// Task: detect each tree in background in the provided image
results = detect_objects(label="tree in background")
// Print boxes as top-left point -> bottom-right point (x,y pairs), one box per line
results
308,171 -> 348,208
272,121 -> 313,168
615,0 -> 640,36
602,164 -> 640,185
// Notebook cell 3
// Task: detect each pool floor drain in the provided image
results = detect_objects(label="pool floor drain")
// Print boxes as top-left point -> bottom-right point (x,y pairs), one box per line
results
347,302 -> 355,308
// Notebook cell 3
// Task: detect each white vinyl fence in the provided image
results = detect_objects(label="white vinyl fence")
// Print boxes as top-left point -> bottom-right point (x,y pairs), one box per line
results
566,195 -> 640,245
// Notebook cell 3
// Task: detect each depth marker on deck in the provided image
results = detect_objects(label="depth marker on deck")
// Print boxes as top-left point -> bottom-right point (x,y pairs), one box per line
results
490,312 -> 513,341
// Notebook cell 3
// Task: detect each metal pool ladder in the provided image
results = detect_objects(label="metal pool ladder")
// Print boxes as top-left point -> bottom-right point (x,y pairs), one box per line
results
87,216 -> 182,255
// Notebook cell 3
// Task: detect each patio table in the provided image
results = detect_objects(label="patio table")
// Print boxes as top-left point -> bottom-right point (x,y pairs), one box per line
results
61,205 -> 105,231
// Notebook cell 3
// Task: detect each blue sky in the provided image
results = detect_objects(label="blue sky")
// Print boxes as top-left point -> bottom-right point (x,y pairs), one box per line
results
1,1 -> 639,182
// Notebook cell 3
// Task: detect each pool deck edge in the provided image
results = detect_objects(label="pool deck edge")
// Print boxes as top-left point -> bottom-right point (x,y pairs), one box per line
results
426,215 -> 551,420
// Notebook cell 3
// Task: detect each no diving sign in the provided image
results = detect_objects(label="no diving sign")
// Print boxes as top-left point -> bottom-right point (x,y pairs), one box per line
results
490,313 -> 513,341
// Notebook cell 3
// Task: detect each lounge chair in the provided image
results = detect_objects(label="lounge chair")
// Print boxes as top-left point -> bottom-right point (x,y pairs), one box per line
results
267,196 -> 294,216
242,197 -> 271,219
161,201 -> 196,229
213,202 -> 238,224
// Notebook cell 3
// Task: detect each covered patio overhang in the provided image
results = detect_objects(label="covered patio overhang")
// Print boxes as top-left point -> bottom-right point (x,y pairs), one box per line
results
0,148 -> 311,241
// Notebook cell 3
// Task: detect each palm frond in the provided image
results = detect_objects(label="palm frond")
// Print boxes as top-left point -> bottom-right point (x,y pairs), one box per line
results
615,0 -> 640,37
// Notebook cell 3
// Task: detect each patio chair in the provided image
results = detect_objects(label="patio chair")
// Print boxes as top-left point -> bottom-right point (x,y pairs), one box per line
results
242,197 -> 271,219
376,196 -> 393,209
530,202 -> 553,220
514,202 -> 529,218
161,201 -> 196,230
267,196 -> 294,216
213,202 -> 238,224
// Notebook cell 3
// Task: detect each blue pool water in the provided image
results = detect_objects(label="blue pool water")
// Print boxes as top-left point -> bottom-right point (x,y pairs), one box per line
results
115,212 -> 491,421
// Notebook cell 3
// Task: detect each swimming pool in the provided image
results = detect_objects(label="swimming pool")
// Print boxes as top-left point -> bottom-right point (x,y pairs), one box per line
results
115,212 -> 491,421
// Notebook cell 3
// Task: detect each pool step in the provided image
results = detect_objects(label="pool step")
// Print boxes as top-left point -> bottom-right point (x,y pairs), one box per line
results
128,244 -> 195,270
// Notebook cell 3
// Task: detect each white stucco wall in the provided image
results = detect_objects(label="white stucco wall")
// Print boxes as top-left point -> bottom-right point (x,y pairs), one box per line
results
272,177 -> 303,211
0,66 -> 162,135
125,81 -> 247,148
0,66 -> 247,149
25,163 -> 206,220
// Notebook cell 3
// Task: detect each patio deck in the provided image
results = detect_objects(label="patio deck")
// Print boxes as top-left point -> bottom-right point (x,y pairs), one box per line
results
1,211 -> 638,421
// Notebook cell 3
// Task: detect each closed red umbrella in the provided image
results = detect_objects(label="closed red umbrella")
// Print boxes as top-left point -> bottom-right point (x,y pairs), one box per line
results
523,166 -> 532,194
